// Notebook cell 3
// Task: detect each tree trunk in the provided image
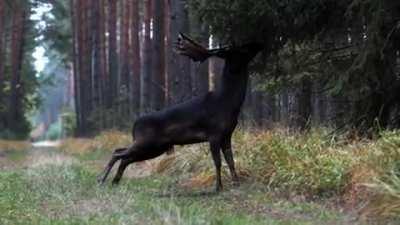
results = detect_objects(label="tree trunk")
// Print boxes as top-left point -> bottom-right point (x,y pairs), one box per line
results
91,0 -> 103,129
168,0 -> 191,104
77,0 -> 90,135
0,0 -> 4,103
119,0 -> 131,116
108,0 -> 118,109
297,78 -> 312,130
8,6 -> 25,125
84,0 -> 93,119
98,0 -> 107,127
71,0 -> 82,135
130,0 -> 141,115
141,0 -> 153,113
151,0 -> 166,111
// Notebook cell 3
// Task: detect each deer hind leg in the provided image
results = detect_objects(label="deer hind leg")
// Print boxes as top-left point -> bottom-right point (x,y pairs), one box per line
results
111,144 -> 172,185
221,135 -> 239,185
98,147 -> 129,184
111,157 -> 135,185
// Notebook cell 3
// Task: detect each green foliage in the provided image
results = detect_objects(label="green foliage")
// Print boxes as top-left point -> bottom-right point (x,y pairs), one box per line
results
44,120 -> 62,140
38,0 -> 72,63
190,0 -> 400,131
0,1 -> 41,139
61,108 -> 77,137
0,119 -> 31,140
190,0 -> 348,44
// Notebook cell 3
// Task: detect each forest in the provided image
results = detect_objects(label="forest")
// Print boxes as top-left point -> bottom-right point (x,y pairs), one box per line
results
2,0 -> 400,138
1,0 -> 400,224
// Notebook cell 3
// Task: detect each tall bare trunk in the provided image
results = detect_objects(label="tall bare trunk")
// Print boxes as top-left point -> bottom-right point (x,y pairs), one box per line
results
151,0 -> 166,111
297,78 -> 312,130
119,0 -> 131,115
108,0 -> 118,109
168,0 -> 191,104
91,0 -> 102,128
71,0 -> 82,135
98,0 -> 107,127
130,0 -> 141,115
141,0 -> 152,113
77,0 -> 90,135
8,6 -> 25,125
0,0 -> 4,102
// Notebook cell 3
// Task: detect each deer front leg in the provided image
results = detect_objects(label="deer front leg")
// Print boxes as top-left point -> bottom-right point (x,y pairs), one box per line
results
221,135 -> 239,185
210,140 -> 223,192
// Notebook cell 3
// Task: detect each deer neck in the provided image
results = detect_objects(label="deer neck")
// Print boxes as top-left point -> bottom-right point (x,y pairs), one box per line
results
216,62 -> 249,110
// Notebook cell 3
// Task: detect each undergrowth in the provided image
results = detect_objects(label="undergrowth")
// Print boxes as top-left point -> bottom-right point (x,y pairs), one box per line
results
59,128 -> 400,220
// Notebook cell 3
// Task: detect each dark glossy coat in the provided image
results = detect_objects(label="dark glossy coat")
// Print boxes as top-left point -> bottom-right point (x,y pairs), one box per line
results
99,42 -> 263,191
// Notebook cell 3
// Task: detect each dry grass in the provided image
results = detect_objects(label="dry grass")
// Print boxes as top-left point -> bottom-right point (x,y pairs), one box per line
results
59,128 -> 400,220
154,128 -> 400,220
0,140 -> 31,152
60,130 -> 131,155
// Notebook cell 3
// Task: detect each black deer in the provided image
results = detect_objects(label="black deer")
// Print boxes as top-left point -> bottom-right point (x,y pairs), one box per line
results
98,34 -> 263,191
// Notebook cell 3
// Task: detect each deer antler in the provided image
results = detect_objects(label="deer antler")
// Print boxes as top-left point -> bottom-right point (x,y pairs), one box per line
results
175,33 -> 210,62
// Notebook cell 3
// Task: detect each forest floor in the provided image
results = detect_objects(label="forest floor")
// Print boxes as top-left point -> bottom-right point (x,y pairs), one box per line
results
1,143 -> 395,225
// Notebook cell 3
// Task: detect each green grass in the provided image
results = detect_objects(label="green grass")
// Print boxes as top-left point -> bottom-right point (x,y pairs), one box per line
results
0,153 -> 354,225
3,128 -> 400,224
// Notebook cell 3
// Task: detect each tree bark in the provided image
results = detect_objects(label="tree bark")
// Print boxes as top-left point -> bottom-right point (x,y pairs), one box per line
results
98,0 -> 107,127
77,0 -> 90,135
119,0 -> 131,115
108,0 -> 118,109
0,0 -> 4,103
151,0 -> 166,111
297,78 -> 312,130
8,5 -> 25,125
71,0 -> 82,135
130,0 -> 141,115
91,0 -> 102,128
168,0 -> 191,104
141,0 -> 153,113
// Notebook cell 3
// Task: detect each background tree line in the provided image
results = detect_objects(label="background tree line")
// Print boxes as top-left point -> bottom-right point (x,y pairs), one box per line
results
1,0 -> 400,137
0,0 -> 40,139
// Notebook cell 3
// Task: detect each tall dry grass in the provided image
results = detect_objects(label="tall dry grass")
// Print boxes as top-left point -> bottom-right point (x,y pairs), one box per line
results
60,130 -> 131,155
60,128 -> 400,219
